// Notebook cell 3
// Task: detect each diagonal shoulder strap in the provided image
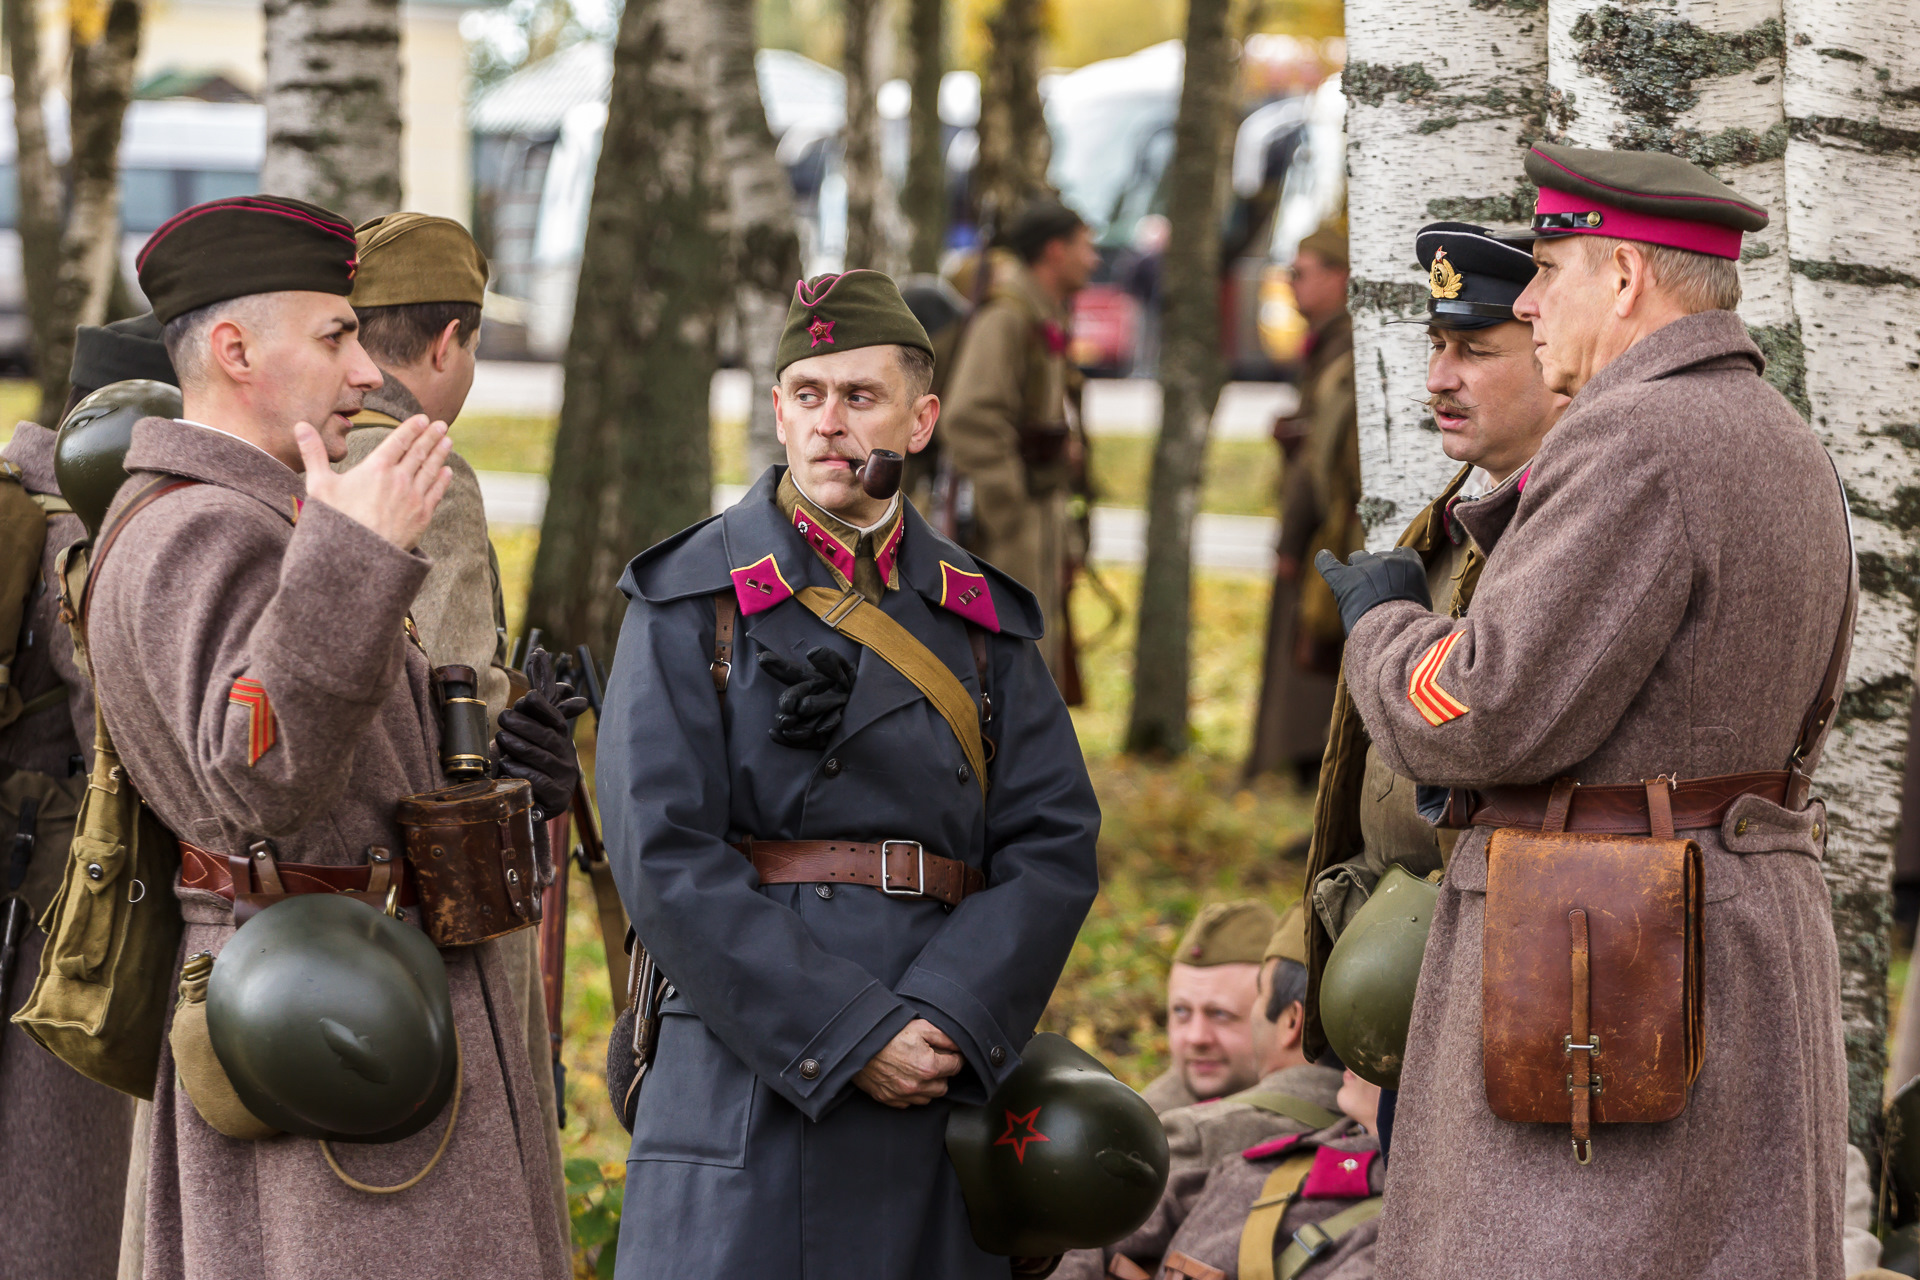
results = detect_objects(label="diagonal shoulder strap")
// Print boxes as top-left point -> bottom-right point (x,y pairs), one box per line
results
1237,1152 -> 1318,1280
1274,1196 -> 1386,1280
794,586 -> 988,796
1788,456 -> 1860,807
1228,1090 -> 1343,1131
78,478 -> 200,630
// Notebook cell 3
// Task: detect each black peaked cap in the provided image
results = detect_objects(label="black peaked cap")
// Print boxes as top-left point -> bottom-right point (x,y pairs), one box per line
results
1413,222 -> 1539,330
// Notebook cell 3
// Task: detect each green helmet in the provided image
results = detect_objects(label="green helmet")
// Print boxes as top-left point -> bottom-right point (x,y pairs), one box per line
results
55,379 -> 182,539
206,894 -> 458,1143
1319,863 -> 1438,1089
945,1033 -> 1169,1256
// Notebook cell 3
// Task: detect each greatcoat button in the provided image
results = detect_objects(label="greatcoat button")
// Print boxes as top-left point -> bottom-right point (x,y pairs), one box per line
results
815,883 -> 834,900
86,862 -> 103,881
956,765 -> 970,784
799,1058 -> 821,1080
989,1046 -> 1007,1067
822,758 -> 842,778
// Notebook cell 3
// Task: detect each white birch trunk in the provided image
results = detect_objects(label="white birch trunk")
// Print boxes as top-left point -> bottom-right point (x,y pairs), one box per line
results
1546,0 -> 1798,404
1783,0 -> 1920,1150
1345,0 -> 1548,548
260,0 -> 403,224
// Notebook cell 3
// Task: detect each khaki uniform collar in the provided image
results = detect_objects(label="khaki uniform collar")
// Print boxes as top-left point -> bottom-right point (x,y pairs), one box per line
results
776,470 -> 904,594
353,410 -> 404,429
989,254 -> 1068,325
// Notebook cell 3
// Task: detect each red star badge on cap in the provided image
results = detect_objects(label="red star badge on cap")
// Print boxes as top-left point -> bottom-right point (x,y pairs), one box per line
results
994,1107 -> 1051,1164
808,316 -> 835,347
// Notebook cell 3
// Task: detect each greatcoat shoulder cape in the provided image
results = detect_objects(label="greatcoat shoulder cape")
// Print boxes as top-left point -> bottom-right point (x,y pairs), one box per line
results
598,465 -> 1101,1280
1339,312 -> 1852,1280
87,417 -> 569,1280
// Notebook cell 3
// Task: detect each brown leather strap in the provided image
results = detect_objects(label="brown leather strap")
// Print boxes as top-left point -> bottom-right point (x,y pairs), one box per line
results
182,841 -> 417,915
1163,1252 -> 1228,1280
1543,778 -> 1577,833
80,477 -> 200,629
1107,1256 -> 1152,1280
1645,778 -> 1676,841
734,838 -> 984,908
1567,908 -> 1594,1164
1788,452 -> 1860,809
1470,770 -> 1788,835
712,594 -> 736,693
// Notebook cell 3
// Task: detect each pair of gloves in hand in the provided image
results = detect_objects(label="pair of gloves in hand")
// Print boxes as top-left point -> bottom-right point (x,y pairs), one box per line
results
496,647 -> 590,819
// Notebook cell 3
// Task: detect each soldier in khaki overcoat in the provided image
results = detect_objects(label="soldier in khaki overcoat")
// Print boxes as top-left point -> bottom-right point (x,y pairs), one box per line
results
1317,146 -> 1853,1278
87,195 -> 575,1280
1140,900 -> 1277,1114
941,201 -> 1099,677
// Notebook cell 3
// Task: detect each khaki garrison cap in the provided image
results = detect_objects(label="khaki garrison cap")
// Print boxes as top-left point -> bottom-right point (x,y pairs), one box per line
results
1174,900 -> 1279,967
777,270 -> 934,375
350,213 -> 489,308
1262,901 -> 1309,969
1516,142 -> 1766,261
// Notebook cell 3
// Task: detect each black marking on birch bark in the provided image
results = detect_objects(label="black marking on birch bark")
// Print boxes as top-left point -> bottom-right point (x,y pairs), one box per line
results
1607,120 -> 1787,170
1375,348 -> 1393,463
1358,495 -> 1402,533
1343,62 -> 1438,107
1425,184 -> 1537,224
1858,549 -> 1920,605
1346,61 -> 1541,126
1792,259 -> 1920,290
1569,9 -> 1783,125
1745,321 -> 1808,419
1788,114 -> 1920,158
1468,0 -> 1542,11
1829,883 -> 1891,1160
1838,671 -> 1913,723
1544,86 -> 1578,139
1417,116 -> 1462,135
1348,279 -> 1428,315
1871,423 -> 1920,451
1815,46 -> 1866,63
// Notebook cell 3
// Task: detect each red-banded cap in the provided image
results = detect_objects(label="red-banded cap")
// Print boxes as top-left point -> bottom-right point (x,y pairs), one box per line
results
136,195 -> 358,324
1512,143 -> 1766,260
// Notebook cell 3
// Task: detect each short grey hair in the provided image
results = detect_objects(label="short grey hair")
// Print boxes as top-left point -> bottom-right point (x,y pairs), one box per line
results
897,344 -> 935,397
163,295 -> 277,387
1578,235 -> 1742,313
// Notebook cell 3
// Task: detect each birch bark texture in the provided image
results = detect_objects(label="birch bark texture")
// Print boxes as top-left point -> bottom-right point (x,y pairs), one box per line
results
972,0 -> 1051,229
1123,3 -> 1234,755
707,0 -> 803,476
1782,0 -> 1920,1146
260,0 -> 403,225
1345,0 -> 1548,549
524,0 -> 724,660
5,0 -> 69,422
903,0 -> 948,274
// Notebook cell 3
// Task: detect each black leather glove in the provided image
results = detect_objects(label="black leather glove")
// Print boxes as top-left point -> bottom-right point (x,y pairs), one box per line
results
757,646 -> 857,750
1314,547 -> 1431,634
497,647 -> 589,819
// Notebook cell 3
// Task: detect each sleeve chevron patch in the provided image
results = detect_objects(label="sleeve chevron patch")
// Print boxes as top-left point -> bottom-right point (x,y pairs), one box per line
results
1408,631 -> 1470,727
228,677 -> 278,765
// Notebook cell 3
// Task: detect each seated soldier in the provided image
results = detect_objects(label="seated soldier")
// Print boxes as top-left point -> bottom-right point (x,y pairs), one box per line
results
1142,900 -> 1277,1114
1061,904 -> 1345,1280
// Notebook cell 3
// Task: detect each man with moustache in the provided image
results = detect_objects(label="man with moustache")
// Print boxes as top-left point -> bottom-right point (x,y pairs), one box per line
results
1317,146 -> 1852,1278
1299,223 -> 1562,1064
596,269 -> 1100,1279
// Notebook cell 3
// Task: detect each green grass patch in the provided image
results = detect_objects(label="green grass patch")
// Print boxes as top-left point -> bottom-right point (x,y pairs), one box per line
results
1089,434 -> 1280,518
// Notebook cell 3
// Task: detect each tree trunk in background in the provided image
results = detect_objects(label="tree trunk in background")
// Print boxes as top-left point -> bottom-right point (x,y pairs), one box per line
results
709,0 -> 803,477
38,0 -> 145,417
1123,1 -> 1234,755
1783,0 -> 1920,1155
1546,0 -> 1798,405
7,0 -> 68,423
843,0 -> 887,268
903,0 -> 947,273
973,0 -> 1050,231
1344,0 -> 1546,548
523,0 -> 724,661
260,0 -> 403,224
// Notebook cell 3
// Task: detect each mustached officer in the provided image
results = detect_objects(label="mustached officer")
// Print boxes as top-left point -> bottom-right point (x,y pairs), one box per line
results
597,268 -> 1101,1279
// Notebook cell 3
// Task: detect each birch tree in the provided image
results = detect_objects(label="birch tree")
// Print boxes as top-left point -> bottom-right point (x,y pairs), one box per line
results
1123,0 -> 1235,754
524,0 -> 724,661
6,0 -> 70,420
1782,0 -> 1920,1150
903,0 -> 947,273
709,0 -> 803,476
972,0 -> 1050,229
843,0 -> 888,268
260,0 -> 402,224
1345,0 -> 1548,548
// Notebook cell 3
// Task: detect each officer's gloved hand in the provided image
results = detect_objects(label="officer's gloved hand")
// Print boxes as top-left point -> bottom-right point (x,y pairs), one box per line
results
1314,547 -> 1431,634
758,646 -> 857,750
497,647 -> 589,819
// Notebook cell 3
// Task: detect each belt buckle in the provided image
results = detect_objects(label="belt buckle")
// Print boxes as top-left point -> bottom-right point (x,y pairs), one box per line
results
880,840 -> 925,896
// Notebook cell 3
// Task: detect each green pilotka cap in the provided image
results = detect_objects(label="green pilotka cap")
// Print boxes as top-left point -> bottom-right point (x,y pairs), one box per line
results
777,270 -> 934,374
1175,900 -> 1279,967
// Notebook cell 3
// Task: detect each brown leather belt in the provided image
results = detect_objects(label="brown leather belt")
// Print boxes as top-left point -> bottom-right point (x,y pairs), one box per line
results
181,841 -> 416,921
735,839 -> 984,908
1466,769 -> 1790,835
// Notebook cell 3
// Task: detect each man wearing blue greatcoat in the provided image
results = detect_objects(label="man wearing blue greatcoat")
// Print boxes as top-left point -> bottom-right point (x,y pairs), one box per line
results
597,268 -> 1102,1279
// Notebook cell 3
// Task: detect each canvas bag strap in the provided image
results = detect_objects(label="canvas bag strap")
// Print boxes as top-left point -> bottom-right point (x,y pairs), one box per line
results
1237,1152 -> 1319,1280
1228,1090 -> 1343,1131
1274,1197 -> 1386,1280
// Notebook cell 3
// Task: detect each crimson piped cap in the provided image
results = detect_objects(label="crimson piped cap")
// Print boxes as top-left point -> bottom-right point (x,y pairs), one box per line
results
136,195 -> 359,324
1512,143 -> 1767,261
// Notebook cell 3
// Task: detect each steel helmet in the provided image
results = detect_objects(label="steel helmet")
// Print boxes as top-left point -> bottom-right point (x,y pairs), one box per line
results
54,379 -> 182,539
206,894 -> 458,1142
1319,863 -> 1438,1088
946,1033 -> 1170,1256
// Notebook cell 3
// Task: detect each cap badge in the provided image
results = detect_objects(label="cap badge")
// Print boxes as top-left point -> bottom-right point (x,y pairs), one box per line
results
807,316 -> 836,348
1428,247 -> 1464,300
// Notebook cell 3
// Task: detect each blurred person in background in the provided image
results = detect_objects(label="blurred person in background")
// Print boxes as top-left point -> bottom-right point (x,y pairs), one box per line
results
1142,900 -> 1279,1113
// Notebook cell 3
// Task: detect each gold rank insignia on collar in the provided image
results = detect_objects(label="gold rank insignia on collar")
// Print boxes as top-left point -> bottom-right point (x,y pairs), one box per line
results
1429,247 -> 1464,300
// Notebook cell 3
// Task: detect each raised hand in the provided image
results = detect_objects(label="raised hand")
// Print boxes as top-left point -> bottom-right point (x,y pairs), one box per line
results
297,413 -> 453,551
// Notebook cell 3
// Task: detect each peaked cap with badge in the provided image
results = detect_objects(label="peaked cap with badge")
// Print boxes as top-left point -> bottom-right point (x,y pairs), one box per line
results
1414,222 -> 1539,330
1513,142 -> 1767,260
135,194 -> 358,324
777,269 -> 935,374
598,262 -> 1099,1278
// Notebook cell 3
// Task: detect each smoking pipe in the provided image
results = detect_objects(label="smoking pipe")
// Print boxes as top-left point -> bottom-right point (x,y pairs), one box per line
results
855,449 -> 904,501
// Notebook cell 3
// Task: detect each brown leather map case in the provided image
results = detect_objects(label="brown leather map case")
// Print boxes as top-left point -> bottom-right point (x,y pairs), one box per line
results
397,777 -> 544,947
1482,790 -> 1703,1160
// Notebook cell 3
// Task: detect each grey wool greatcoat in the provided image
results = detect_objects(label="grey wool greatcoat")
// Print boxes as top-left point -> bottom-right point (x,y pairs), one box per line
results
86,418 -> 570,1280
597,465 -> 1101,1280
1338,312 -> 1852,1279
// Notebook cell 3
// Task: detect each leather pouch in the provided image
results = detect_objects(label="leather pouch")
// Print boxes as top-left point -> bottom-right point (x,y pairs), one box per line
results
397,778 -> 543,947
1482,779 -> 1703,1162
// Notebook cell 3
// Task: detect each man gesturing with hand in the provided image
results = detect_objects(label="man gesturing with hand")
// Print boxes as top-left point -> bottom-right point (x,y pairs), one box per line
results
85,196 -> 573,1280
